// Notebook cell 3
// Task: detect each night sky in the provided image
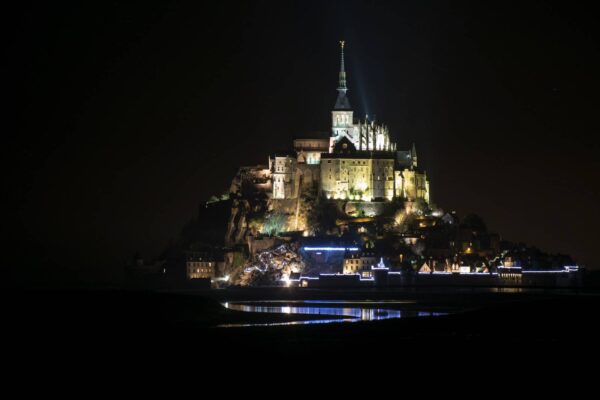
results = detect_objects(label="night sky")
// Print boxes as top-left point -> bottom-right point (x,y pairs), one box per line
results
11,1 -> 600,284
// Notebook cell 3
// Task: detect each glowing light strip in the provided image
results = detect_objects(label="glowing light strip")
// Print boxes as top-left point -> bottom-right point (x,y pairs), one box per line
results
303,247 -> 360,252
418,272 -> 498,275
458,272 -> 498,276
522,270 -> 571,274
419,271 -> 451,275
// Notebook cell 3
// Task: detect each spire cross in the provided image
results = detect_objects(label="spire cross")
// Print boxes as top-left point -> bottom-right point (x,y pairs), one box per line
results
338,40 -> 347,91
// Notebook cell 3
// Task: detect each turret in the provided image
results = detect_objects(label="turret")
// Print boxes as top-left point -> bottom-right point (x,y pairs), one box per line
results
411,143 -> 418,167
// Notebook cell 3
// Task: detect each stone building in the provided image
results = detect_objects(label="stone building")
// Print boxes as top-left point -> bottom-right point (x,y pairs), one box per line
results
185,251 -> 217,280
320,137 -> 395,201
269,41 -> 430,205
294,138 -> 329,165
270,155 -> 296,199
343,252 -> 378,274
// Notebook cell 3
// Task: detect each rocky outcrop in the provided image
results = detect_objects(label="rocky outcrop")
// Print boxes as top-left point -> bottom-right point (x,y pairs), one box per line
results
238,243 -> 305,286
225,199 -> 248,246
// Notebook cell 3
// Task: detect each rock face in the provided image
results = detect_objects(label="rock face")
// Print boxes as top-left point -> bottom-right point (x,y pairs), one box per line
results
224,165 -> 274,246
225,197 -> 271,246
225,199 -> 248,246
238,243 -> 305,286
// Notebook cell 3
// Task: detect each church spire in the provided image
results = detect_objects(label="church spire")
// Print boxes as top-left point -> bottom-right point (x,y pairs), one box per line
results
334,40 -> 351,110
338,40 -> 347,91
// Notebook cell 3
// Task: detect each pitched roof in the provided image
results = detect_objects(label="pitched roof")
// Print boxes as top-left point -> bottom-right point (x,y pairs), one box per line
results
332,136 -> 356,153
334,90 -> 352,110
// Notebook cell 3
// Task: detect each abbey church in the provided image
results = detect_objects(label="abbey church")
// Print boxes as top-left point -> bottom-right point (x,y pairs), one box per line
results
269,41 -> 429,205
134,41 -> 581,290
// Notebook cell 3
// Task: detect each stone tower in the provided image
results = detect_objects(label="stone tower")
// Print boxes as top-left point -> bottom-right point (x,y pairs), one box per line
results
331,41 -> 354,151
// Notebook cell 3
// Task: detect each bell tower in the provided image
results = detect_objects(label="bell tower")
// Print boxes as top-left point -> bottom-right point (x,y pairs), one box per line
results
331,41 -> 354,151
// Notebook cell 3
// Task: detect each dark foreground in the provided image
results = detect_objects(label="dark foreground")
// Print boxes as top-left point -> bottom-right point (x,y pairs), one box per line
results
7,287 -> 600,360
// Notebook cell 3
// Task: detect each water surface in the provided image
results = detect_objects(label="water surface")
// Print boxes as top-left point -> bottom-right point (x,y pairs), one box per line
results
220,300 -> 446,327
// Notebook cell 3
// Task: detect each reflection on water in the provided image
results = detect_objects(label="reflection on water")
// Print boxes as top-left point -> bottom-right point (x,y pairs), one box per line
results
243,300 -> 416,305
219,301 -> 446,328
217,319 -> 352,328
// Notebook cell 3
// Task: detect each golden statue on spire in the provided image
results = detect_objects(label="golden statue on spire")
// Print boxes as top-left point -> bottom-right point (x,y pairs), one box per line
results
340,40 -> 345,48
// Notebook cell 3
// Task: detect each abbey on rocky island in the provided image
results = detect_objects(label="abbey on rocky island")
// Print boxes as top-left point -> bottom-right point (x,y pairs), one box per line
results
267,41 -> 429,204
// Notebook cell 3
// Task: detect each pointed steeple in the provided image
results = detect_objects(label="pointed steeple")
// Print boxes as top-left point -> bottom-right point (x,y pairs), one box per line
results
338,40 -> 347,91
334,40 -> 351,110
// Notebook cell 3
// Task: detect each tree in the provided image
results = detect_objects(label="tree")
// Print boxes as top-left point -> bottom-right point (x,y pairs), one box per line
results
262,211 -> 287,236
308,198 -> 340,235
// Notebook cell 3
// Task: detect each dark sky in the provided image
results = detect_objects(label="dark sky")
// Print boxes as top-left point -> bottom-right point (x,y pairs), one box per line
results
10,0 -> 600,283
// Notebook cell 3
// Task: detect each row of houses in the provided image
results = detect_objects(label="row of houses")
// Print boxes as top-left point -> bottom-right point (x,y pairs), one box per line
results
290,259 -> 582,289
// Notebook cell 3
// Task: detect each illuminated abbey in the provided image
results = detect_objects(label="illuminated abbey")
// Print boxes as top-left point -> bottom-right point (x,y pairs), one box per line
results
133,42 -> 581,291
270,41 -> 430,204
